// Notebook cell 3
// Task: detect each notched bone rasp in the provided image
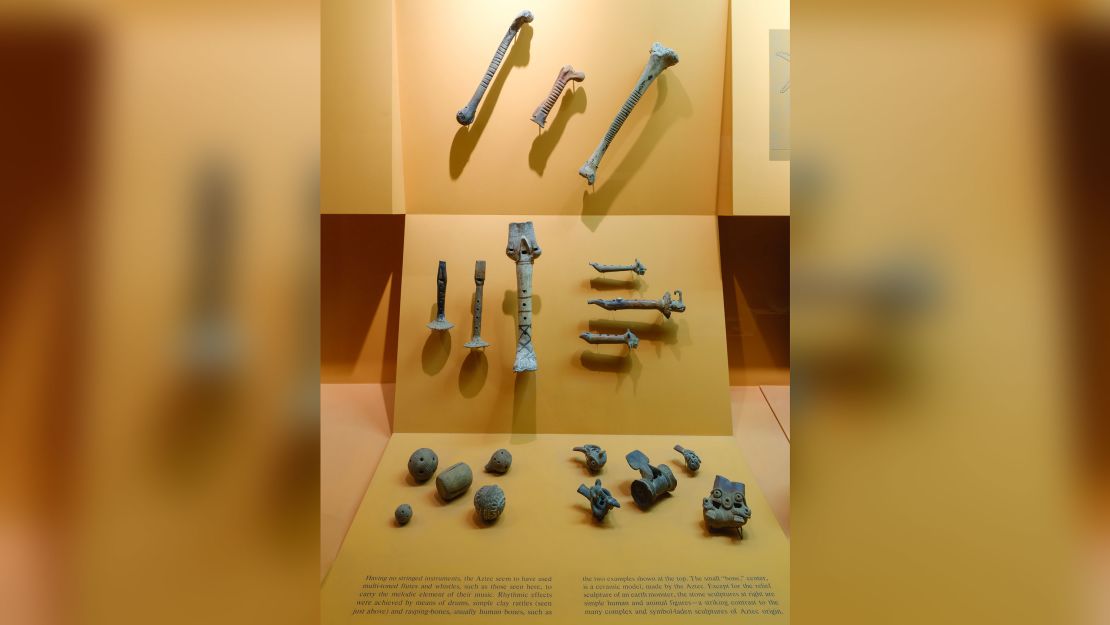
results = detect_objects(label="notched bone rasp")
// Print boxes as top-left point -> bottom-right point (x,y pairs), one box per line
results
427,261 -> 454,330
463,260 -> 489,348
506,222 -> 541,372
579,42 -> 678,184
587,290 -> 685,318
589,259 -> 646,275
531,64 -> 585,128
457,10 -> 534,126
579,330 -> 639,349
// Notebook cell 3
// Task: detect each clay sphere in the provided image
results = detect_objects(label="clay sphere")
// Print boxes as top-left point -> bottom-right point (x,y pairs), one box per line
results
394,504 -> 413,526
407,448 -> 439,482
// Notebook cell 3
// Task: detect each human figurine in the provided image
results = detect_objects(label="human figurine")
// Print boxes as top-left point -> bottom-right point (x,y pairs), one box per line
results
573,444 -> 607,473
674,444 -> 701,472
576,479 -> 621,521
702,475 -> 751,535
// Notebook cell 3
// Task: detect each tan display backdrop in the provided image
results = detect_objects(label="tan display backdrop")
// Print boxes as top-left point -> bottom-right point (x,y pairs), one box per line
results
393,215 -> 732,435
395,0 -> 727,216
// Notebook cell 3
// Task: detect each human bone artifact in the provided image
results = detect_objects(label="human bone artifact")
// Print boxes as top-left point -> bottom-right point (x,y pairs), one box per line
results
579,330 -> 639,349
426,261 -> 454,331
579,42 -> 679,184
588,290 -> 685,318
626,450 -> 677,508
674,444 -> 701,472
473,484 -> 506,523
435,462 -> 473,501
703,475 -> 751,533
407,448 -> 439,483
589,259 -> 646,276
573,444 -> 607,473
577,479 -> 621,521
484,448 -> 512,474
457,10 -> 534,126
531,64 -> 585,128
505,222 -> 541,372
463,260 -> 490,349
394,504 -> 413,526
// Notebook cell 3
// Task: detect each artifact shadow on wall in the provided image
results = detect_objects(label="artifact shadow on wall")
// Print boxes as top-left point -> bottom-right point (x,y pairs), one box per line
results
580,73 -> 693,230
589,275 -> 646,292
457,349 -> 488,397
421,304 -> 452,374
448,26 -> 533,179
528,85 -> 587,176
511,371 -> 537,439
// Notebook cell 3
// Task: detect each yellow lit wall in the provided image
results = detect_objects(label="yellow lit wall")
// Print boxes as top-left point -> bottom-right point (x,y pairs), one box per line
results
321,0 -> 401,213
393,215 -> 732,435
730,0 -> 790,215
394,0 -> 728,216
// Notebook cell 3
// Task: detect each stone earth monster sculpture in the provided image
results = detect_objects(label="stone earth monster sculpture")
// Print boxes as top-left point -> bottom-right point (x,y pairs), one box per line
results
703,475 -> 751,534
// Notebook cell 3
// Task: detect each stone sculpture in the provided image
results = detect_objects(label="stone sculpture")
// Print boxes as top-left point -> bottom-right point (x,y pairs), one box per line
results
579,42 -> 679,184
473,484 -> 506,523
506,222 -> 541,372
703,475 -> 751,533
457,10 -> 534,126
394,504 -> 413,526
531,65 -> 585,128
463,260 -> 490,349
484,448 -> 512,474
579,330 -> 639,349
577,479 -> 621,521
407,448 -> 439,483
674,444 -> 701,472
426,261 -> 454,331
572,444 -> 607,473
435,462 -> 473,501
589,259 -> 646,276
626,450 -> 677,508
588,290 -> 685,318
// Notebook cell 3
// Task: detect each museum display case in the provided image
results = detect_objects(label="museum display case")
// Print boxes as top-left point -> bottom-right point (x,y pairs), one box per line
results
321,1 -> 790,622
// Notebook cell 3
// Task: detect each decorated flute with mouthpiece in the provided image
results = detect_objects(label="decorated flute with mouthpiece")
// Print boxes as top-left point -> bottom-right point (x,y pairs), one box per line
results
589,259 -> 646,275
579,330 -> 639,349
580,42 -> 679,184
587,290 -> 685,318
457,10 -> 534,126
426,261 -> 454,331
506,222 -> 541,371
531,65 -> 585,128
464,260 -> 489,348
